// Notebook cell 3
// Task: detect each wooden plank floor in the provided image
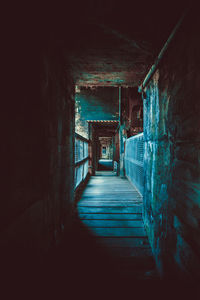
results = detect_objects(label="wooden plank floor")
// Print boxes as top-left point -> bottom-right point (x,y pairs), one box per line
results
77,171 -> 158,280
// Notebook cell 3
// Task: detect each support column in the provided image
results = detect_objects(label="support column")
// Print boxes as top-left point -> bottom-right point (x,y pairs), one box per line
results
91,127 -> 98,175
119,86 -> 125,177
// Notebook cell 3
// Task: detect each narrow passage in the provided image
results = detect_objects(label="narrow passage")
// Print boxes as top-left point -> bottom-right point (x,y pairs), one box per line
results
77,172 -> 158,281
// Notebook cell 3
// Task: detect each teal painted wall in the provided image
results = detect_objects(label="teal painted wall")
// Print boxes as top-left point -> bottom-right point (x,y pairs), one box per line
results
75,87 -> 119,138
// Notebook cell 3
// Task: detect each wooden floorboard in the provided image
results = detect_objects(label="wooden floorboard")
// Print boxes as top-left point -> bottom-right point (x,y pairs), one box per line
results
78,213 -> 142,220
77,206 -> 143,213
85,227 -> 146,237
81,220 -> 144,227
76,172 -> 157,280
78,202 -> 142,207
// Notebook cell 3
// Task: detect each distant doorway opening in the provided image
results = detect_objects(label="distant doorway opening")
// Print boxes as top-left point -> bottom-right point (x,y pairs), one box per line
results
98,136 -> 113,171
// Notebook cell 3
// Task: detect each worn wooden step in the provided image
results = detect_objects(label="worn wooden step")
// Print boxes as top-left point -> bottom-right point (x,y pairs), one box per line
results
82,190 -> 140,193
78,213 -> 142,220
78,199 -> 141,203
77,206 -> 143,214
78,202 -> 142,207
85,227 -> 146,237
81,196 -> 141,200
80,220 -> 144,228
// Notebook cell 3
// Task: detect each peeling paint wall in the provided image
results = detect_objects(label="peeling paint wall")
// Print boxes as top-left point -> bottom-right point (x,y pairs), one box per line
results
143,14 -> 200,280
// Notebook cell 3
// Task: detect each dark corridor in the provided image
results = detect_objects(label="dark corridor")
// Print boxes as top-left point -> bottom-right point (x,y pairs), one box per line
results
3,1 -> 200,297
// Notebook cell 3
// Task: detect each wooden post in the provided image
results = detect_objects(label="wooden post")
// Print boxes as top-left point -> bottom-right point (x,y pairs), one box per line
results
118,87 -> 125,177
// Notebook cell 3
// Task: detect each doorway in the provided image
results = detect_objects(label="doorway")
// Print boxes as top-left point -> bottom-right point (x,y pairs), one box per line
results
98,136 -> 113,171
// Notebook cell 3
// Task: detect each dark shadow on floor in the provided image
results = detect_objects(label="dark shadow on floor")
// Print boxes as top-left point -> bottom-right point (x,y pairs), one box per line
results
43,216 -> 200,297
1,215 -> 199,298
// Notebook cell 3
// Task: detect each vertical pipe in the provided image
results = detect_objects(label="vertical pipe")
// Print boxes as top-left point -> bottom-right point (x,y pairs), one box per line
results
138,11 -> 187,93
119,86 -> 121,125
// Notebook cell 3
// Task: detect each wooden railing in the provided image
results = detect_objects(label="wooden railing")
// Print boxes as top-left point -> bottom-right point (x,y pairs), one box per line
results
75,133 -> 89,189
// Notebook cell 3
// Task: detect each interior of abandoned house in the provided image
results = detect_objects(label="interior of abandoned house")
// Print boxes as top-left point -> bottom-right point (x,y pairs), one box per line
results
2,1 -> 200,297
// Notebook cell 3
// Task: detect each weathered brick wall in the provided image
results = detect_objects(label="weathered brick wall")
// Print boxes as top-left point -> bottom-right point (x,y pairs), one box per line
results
75,87 -> 119,138
1,46 -> 75,271
143,14 -> 200,280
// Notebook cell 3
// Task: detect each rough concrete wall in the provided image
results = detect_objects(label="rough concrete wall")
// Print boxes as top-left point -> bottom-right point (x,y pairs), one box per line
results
143,15 -> 200,280
1,46 -> 75,271
75,87 -> 119,138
